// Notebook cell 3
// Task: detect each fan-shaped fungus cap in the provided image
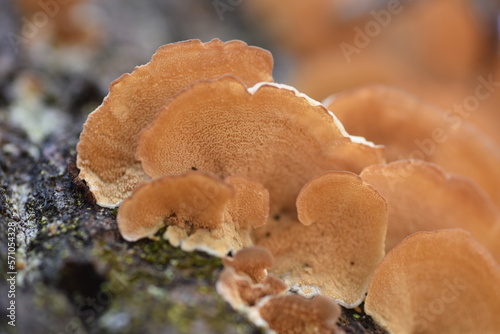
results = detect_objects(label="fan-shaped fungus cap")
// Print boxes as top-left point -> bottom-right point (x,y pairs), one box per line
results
223,246 -> 274,283
117,172 -> 269,256
326,85 -> 500,209
361,160 -> 500,261
77,39 -> 273,207
256,171 -> 387,307
137,76 -> 384,215
117,172 -> 232,241
258,294 -> 343,334
365,229 -> 500,334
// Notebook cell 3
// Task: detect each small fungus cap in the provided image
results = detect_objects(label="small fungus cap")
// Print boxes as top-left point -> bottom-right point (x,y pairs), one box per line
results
117,172 -> 270,257
217,248 -> 288,310
257,171 -> 388,307
258,294 -> 343,334
77,39 -> 273,207
365,229 -> 500,334
216,267 -> 288,309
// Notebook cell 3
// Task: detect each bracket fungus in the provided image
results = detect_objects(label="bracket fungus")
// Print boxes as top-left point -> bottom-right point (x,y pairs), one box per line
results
361,160 -> 500,262
77,39 -> 273,207
117,172 -> 269,257
365,229 -> 500,334
255,171 -> 388,307
137,75 -> 384,215
326,84 -> 500,209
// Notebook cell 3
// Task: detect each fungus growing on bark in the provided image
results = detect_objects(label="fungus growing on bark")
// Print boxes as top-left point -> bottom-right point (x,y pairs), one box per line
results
77,39 -> 273,207
217,247 -> 288,310
217,267 -> 288,310
258,294 -> 344,334
117,172 -> 269,256
365,229 -> 500,334
255,171 -> 387,307
137,75 -> 384,216
361,160 -> 500,262
326,85 -> 500,209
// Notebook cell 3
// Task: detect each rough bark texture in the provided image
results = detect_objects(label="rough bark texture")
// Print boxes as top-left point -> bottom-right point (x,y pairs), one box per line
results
0,1 -> 387,333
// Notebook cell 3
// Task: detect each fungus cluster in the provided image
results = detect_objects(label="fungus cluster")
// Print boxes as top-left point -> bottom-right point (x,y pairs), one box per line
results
77,39 -> 500,333
216,247 -> 343,334
77,39 -> 274,207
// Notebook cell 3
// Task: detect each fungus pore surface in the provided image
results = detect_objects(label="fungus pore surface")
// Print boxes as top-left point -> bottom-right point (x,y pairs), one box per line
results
116,172 -> 233,242
361,160 -> 500,261
365,229 -> 500,334
256,171 -> 388,307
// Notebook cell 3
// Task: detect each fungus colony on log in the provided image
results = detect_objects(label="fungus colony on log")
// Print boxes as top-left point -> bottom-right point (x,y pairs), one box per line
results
77,39 -> 500,334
